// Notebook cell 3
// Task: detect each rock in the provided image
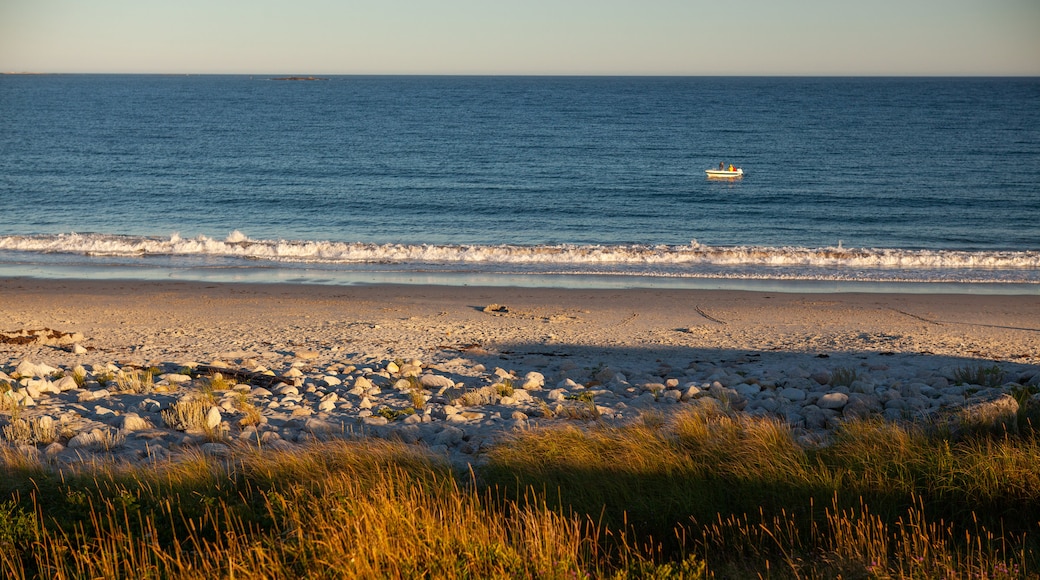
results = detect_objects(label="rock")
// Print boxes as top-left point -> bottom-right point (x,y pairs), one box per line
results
817,392 -> 849,410
163,373 -> 193,384
55,375 -> 79,392
121,413 -> 150,432
15,360 -> 58,379
843,394 -> 881,419
811,371 -> 831,385
433,425 -> 464,446
274,384 -> 299,396
363,416 -> 389,426
201,442 -> 231,457
68,429 -> 105,449
318,399 -> 337,413
938,392 -> 1019,437
682,385 -> 702,401
1021,393 -> 1040,428
322,375 -> 342,386
295,350 -> 320,360
420,374 -> 455,389
44,442 -> 65,457
547,388 -> 567,402
803,405 -> 839,430
205,406 -> 222,430
733,383 -> 761,397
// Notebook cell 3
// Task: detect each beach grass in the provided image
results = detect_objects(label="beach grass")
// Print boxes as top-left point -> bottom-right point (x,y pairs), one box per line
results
2,410 -> 1038,578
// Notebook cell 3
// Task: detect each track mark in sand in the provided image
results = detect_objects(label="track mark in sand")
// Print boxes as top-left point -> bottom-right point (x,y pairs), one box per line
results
695,306 -> 725,325
615,313 -> 639,327
891,308 -> 1040,333
890,308 -> 943,325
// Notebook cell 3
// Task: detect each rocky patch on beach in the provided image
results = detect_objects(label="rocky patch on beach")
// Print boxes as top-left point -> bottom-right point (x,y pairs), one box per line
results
2,348 -> 1038,468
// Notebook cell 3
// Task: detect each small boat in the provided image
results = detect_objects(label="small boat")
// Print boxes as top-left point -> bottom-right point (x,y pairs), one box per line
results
705,167 -> 744,178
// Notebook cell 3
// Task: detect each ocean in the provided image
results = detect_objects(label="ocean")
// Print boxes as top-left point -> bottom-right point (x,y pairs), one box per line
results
1,75 -> 1038,293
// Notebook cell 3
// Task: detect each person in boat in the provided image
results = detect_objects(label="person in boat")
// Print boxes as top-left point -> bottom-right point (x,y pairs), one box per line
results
719,162 -> 724,170
728,164 -> 735,172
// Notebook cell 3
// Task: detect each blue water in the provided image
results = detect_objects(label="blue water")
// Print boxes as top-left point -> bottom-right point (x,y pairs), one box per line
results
1,75 -> 1038,291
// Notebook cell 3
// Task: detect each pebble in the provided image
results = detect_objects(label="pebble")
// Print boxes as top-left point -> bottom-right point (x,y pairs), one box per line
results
1,351 -> 1036,468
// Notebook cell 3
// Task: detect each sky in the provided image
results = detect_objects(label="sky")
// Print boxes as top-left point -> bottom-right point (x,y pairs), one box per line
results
1,0 -> 1038,75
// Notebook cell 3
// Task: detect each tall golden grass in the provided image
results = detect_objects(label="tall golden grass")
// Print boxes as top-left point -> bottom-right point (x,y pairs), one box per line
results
0,407 -> 1036,578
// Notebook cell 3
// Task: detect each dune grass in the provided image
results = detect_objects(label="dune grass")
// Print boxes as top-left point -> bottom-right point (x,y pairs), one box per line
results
0,408 -> 1037,578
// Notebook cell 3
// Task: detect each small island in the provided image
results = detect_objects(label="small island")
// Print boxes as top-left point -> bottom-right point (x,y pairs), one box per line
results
270,76 -> 329,81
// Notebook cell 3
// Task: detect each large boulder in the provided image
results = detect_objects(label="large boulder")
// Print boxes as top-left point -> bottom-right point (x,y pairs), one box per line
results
935,391 -> 1019,437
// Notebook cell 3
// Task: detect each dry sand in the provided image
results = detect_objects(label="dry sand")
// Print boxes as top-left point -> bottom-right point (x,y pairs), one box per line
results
3,278 -> 1037,369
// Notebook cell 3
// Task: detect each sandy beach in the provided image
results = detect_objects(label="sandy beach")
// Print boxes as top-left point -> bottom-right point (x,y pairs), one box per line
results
2,278 -> 1038,464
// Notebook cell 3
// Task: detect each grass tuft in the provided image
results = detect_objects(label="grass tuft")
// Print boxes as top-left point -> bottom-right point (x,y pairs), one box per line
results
953,364 -> 1007,388
1,409 -> 1037,577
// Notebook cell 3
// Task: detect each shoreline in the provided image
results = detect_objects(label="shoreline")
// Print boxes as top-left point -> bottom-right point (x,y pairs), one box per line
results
1,277 -> 1038,466
1,264 -> 1038,295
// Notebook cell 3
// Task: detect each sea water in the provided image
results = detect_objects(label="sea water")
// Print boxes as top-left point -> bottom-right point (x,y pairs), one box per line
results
1,75 -> 1037,292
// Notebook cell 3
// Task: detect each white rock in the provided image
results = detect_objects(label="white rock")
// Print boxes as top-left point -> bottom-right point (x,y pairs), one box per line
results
121,413 -> 150,432
274,384 -> 299,396
662,390 -> 682,403
68,429 -> 104,449
522,372 -> 545,390
55,375 -> 79,392
23,381 -> 43,399
322,375 -> 342,386
318,399 -> 337,412
15,360 -> 57,378
205,406 -> 223,429
420,374 -> 455,389
818,392 -> 849,410
163,373 -> 193,384
558,378 -> 582,390
547,388 -> 567,402
682,385 -> 702,401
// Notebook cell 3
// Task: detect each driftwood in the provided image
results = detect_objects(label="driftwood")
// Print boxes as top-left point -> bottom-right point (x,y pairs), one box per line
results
193,364 -> 288,389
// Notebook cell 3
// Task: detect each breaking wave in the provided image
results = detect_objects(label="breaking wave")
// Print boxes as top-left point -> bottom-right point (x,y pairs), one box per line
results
0,231 -> 1037,284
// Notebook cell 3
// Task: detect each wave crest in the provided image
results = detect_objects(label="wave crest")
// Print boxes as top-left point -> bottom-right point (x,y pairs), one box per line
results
0,233 -> 1037,281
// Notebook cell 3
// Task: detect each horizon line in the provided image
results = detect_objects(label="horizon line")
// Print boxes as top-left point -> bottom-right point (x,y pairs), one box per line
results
4,71 -> 1040,78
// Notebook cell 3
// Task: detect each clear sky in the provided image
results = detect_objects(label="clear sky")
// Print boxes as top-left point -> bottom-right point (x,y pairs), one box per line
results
2,0 -> 1038,75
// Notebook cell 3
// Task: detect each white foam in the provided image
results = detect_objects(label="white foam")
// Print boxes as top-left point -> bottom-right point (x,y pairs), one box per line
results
0,232 -> 1037,283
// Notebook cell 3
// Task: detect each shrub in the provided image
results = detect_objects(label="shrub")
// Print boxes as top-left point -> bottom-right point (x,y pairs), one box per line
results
1,416 -> 58,446
953,364 -> 1007,388
161,399 -> 209,431
830,366 -> 858,387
